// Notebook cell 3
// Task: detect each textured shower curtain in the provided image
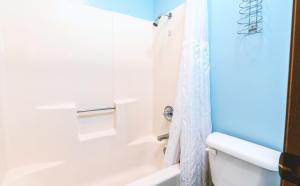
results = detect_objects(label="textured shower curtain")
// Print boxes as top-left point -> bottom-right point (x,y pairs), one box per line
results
164,0 -> 212,185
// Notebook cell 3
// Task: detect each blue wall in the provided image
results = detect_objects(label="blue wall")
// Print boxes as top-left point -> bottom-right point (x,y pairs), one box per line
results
209,0 -> 293,151
153,0 -> 184,18
87,0 -> 185,20
89,0 -> 293,151
88,0 -> 154,21
88,0 -> 185,20
155,0 -> 293,151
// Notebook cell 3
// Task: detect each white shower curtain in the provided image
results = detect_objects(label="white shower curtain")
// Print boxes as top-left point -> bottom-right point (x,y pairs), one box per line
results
164,0 -> 212,185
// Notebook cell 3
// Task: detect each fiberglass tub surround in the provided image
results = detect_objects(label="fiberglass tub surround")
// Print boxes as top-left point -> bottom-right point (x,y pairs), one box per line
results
1,101 -> 165,186
0,1 -> 185,185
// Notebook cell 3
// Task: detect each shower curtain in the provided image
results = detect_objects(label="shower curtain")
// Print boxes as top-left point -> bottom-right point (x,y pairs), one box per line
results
164,0 -> 212,185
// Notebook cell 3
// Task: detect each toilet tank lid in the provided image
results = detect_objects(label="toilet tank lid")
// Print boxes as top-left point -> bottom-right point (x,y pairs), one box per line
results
206,132 -> 281,172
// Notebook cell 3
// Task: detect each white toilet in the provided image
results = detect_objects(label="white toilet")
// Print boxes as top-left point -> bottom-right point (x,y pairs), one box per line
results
206,132 -> 281,186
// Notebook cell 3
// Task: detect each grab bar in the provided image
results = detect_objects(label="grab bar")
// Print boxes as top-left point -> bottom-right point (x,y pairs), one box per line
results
77,107 -> 116,114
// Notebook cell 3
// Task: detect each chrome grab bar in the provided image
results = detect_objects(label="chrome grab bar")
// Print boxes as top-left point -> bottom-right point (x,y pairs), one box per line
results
77,107 -> 116,114
157,133 -> 169,141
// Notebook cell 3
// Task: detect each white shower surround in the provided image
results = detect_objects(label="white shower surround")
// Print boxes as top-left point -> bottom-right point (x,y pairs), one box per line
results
0,0 -> 186,185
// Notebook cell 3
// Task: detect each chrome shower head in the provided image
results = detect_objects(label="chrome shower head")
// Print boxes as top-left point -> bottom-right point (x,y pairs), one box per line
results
153,12 -> 172,27
153,16 -> 162,27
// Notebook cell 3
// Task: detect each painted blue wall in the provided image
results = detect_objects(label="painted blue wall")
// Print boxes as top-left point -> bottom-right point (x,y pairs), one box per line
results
88,0 -> 154,21
89,0 -> 293,151
153,0 -> 184,18
209,0 -> 293,151
87,0 -> 185,20
155,0 -> 293,151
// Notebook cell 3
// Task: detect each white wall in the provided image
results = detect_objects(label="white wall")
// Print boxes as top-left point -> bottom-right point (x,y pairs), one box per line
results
0,121 -> 6,182
0,0 -> 153,171
0,0 -> 182,179
0,31 -> 7,182
153,4 -> 186,135
113,12 -> 153,138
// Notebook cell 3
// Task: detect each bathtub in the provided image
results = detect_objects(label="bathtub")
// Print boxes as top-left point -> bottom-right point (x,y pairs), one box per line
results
1,146 -> 179,186
127,164 -> 180,186
1,139 -> 166,186
0,100 -> 179,186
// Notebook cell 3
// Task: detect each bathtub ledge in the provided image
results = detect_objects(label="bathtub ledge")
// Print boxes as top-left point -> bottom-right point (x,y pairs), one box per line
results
126,164 -> 180,186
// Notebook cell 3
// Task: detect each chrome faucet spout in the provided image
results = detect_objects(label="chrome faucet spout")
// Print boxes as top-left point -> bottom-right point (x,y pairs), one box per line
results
157,133 -> 169,141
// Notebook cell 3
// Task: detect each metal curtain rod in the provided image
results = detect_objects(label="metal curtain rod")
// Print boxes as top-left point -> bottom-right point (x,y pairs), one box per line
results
77,107 -> 116,114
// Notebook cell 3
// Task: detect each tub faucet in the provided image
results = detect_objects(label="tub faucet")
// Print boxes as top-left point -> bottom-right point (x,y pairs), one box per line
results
157,133 -> 169,154
157,133 -> 169,141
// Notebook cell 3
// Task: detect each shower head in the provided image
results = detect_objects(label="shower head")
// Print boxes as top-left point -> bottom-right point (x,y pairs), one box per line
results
153,16 -> 162,27
153,12 -> 172,27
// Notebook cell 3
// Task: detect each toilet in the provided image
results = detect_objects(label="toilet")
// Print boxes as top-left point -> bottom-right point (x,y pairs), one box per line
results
206,132 -> 281,186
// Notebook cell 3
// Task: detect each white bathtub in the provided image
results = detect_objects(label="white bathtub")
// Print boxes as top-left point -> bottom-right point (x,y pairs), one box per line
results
0,101 -> 172,186
128,164 -> 180,186
1,139 -> 166,186
0,98 -> 182,186
1,146 -> 179,186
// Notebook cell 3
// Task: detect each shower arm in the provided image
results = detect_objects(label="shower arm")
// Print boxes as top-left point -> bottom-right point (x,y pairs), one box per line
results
153,12 -> 172,27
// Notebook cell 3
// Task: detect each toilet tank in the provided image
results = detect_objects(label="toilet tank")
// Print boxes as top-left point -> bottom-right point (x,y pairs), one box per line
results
206,133 -> 281,186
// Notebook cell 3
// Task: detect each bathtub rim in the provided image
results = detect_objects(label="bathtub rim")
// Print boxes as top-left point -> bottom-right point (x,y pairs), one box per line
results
126,164 -> 180,186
